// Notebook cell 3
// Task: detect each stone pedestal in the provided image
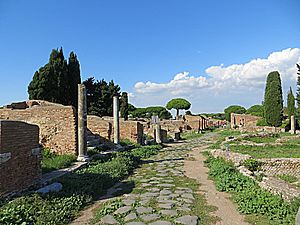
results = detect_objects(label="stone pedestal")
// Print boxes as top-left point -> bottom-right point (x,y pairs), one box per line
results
113,96 -> 120,144
155,124 -> 162,144
290,115 -> 296,134
77,84 -> 89,162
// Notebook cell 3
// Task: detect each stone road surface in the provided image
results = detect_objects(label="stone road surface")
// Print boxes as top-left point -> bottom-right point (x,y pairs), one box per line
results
95,139 -> 205,225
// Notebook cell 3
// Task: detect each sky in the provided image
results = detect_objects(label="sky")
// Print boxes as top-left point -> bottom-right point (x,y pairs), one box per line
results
0,0 -> 300,113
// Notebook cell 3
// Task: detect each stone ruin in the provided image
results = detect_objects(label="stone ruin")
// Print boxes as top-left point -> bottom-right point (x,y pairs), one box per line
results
0,100 -> 77,155
0,120 -> 41,195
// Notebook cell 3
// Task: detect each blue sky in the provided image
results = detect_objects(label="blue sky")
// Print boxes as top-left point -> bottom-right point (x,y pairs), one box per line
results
0,0 -> 300,112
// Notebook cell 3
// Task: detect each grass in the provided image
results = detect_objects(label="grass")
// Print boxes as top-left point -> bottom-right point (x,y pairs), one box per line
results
181,131 -> 204,140
208,129 -> 242,149
242,136 -> 278,143
41,149 -> 77,173
204,153 -> 300,224
276,174 -> 298,184
0,145 -> 163,225
228,144 -> 300,158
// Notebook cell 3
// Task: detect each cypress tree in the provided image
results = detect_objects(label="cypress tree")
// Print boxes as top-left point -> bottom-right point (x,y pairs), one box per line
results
296,64 -> 300,112
68,52 -> 81,107
264,71 -> 283,127
287,87 -> 295,120
28,48 -> 81,107
120,92 -> 128,120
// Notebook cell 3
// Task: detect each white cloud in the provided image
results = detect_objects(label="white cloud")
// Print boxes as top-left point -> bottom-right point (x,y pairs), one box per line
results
131,48 -> 300,112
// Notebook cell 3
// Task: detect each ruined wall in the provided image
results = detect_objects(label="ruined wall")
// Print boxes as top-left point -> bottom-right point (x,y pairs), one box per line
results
120,121 -> 144,144
0,120 -> 41,196
261,158 -> 300,179
87,115 -> 112,142
0,101 -> 77,155
231,113 -> 261,129
87,116 -> 144,144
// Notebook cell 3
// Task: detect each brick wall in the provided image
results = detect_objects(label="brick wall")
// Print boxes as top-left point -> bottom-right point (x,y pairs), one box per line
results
0,101 -> 77,155
0,120 -> 40,196
87,115 -> 112,142
87,116 -> 144,144
231,113 -> 261,129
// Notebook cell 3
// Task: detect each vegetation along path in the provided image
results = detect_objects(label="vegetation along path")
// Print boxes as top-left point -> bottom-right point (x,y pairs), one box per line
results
184,133 -> 249,225
72,133 -> 249,224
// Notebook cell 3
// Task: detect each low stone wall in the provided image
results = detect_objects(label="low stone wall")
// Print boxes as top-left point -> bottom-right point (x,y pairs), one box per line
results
87,115 -> 112,142
210,149 -> 251,166
261,158 -> 300,178
0,120 -> 41,196
87,116 -> 144,144
0,101 -> 77,155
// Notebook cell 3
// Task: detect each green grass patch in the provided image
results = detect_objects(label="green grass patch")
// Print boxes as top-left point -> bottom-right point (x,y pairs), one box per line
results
0,145 -> 163,225
181,131 -> 204,140
204,154 -> 300,224
41,148 -> 76,173
242,136 -> 278,143
229,144 -> 300,158
276,174 -> 298,184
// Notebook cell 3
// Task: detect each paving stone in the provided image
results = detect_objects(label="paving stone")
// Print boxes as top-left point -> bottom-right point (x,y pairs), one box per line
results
126,222 -> 146,225
136,206 -> 153,214
149,221 -> 172,225
182,193 -> 195,200
140,213 -> 160,222
141,183 -> 152,187
175,215 -> 198,225
177,207 -> 191,212
159,189 -> 172,195
160,209 -> 177,216
182,198 -> 193,203
147,187 -> 160,192
141,192 -> 159,198
113,206 -> 132,215
158,203 -> 175,209
123,199 -> 136,206
100,215 -> 118,224
157,183 -> 175,187
124,213 -> 137,222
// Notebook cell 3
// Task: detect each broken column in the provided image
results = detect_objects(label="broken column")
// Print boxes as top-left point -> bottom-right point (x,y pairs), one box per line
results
290,115 -> 296,134
113,96 -> 120,144
155,124 -> 162,144
77,84 -> 89,162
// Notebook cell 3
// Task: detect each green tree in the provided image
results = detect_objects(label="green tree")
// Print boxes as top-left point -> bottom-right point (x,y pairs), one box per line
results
128,106 -> 172,119
28,48 -> 81,107
287,87 -> 295,120
296,64 -> 300,112
120,92 -> 129,120
166,98 -> 191,118
246,105 -> 264,117
224,105 -> 246,121
68,52 -> 81,107
83,77 -> 121,117
264,71 -> 283,127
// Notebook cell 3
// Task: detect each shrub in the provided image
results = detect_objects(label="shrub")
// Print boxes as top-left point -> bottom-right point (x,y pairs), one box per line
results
224,105 -> 246,121
131,145 -> 162,159
256,118 -> 268,126
242,159 -> 262,172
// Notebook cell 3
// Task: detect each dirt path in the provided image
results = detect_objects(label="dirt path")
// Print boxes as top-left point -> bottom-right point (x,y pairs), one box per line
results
184,137 -> 250,225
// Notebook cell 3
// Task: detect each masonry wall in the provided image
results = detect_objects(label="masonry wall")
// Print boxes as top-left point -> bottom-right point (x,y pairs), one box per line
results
261,158 -> 300,178
0,102 -> 77,155
87,115 -> 112,142
0,120 -> 41,196
87,116 -> 144,144
231,113 -> 261,129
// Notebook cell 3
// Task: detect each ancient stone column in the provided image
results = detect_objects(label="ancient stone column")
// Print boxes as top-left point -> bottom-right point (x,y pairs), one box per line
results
155,124 -> 162,144
113,96 -> 120,144
290,115 -> 296,134
77,84 -> 89,162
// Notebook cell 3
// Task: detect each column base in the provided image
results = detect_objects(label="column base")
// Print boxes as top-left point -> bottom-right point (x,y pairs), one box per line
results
77,155 -> 90,162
